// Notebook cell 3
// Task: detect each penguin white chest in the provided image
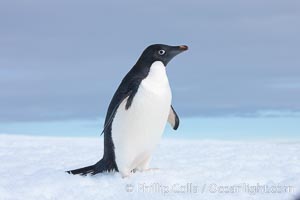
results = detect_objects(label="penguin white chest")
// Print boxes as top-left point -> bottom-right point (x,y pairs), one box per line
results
112,61 -> 172,174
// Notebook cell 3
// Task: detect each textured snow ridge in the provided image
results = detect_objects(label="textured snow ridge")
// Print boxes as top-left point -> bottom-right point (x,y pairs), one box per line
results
0,134 -> 300,200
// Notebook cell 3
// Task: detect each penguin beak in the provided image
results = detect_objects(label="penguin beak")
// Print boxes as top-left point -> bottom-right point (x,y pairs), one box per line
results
179,45 -> 188,51
171,45 -> 188,56
162,45 -> 188,65
168,45 -> 188,59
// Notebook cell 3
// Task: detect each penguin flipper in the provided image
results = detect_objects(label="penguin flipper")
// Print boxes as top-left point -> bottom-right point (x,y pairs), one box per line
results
101,91 -> 133,135
168,105 -> 180,130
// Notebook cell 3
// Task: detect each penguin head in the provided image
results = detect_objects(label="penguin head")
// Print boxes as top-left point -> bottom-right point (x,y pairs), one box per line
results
137,44 -> 188,66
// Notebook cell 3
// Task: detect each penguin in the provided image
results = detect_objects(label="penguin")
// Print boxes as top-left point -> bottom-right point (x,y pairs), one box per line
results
67,44 -> 188,178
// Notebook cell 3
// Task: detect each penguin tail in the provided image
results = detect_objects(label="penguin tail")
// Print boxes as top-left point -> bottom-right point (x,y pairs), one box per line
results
66,158 -> 118,176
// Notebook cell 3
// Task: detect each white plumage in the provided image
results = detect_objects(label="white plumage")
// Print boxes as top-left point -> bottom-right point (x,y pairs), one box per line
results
111,61 -> 172,177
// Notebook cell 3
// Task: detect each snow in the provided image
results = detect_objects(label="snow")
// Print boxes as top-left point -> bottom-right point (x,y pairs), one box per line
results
1,134 -> 300,200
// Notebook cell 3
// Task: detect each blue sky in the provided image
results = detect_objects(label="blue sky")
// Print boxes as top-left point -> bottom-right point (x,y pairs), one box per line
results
0,1 -> 299,138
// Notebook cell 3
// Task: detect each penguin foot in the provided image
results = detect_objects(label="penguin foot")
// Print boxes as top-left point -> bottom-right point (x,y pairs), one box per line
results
121,171 -> 131,178
122,174 -> 129,179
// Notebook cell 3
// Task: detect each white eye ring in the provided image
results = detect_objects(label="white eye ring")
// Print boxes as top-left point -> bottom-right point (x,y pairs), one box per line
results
158,49 -> 165,55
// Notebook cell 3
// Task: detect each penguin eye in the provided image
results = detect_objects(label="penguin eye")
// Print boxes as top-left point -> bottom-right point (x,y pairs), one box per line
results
158,49 -> 165,55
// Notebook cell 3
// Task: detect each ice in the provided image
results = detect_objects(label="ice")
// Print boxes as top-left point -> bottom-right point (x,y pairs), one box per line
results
0,134 -> 299,200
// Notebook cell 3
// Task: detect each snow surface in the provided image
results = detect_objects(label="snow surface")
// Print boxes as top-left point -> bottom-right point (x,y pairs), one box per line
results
1,134 -> 300,200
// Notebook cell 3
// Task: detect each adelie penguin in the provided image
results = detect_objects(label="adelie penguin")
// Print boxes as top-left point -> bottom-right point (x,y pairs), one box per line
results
67,44 -> 188,178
